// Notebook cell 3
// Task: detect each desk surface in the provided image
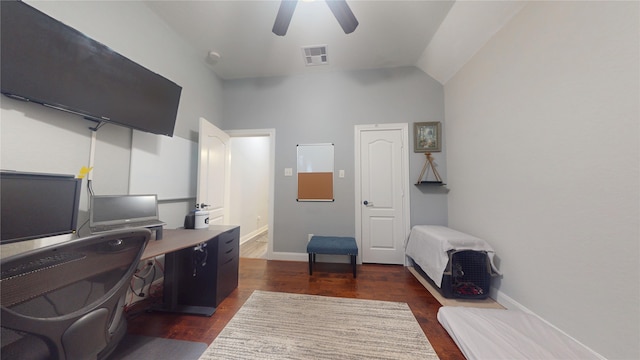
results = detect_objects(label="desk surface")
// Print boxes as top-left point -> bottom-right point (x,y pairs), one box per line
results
141,225 -> 238,260
0,225 -> 238,260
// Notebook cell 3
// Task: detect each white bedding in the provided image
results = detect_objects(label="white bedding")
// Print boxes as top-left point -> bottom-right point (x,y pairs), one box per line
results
437,306 -> 600,360
405,225 -> 499,287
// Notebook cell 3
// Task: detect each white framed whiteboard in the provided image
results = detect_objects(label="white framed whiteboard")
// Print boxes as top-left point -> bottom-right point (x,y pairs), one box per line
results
297,143 -> 334,201
129,130 -> 197,200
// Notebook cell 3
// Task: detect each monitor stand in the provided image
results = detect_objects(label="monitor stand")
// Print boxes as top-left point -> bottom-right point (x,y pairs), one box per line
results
150,226 -> 163,240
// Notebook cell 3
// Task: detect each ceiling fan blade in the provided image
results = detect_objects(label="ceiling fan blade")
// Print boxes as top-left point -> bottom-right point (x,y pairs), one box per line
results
325,0 -> 359,34
272,0 -> 298,36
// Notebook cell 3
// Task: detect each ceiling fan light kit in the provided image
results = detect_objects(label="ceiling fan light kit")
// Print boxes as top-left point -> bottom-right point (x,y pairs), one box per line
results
272,0 -> 359,36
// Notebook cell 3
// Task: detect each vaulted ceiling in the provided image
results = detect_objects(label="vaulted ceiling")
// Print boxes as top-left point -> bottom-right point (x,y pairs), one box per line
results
145,1 -> 525,84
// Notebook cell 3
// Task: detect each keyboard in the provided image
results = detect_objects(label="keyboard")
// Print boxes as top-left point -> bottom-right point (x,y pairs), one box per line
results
1,251 -> 86,280
90,220 -> 164,233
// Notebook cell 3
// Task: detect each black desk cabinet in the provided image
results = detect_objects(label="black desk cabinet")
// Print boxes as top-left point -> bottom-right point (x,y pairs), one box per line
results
163,226 -> 239,316
214,228 -> 241,305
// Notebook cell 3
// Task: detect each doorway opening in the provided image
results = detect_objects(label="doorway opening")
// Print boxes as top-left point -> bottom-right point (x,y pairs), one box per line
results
227,129 -> 275,260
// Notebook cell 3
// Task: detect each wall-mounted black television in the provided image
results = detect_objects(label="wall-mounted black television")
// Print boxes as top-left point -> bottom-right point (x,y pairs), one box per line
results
0,0 -> 182,137
1,171 -> 82,245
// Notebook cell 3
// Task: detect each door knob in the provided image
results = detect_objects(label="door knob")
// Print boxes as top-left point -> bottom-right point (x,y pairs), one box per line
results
364,200 -> 372,206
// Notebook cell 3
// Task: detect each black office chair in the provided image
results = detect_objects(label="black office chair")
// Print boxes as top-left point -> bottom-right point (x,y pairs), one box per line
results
0,228 -> 151,360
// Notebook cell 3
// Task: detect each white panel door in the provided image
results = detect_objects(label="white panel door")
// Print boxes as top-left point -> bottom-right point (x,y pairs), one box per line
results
357,124 -> 409,264
197,118 -> 230,225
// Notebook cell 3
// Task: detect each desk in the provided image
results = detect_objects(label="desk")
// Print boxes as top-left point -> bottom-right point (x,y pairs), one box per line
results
143,225 -> 239,316
141,227 -> 236,260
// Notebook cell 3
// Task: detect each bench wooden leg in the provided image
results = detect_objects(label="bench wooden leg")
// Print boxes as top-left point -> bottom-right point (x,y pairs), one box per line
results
308,252 -> 358,278
351,255 -> 356,278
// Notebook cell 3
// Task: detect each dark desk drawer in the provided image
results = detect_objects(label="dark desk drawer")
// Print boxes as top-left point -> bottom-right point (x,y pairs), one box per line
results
216,256 -> 239,305
217,228 -> 239,263
219,244 -> 238,264
218,230 -> 238,253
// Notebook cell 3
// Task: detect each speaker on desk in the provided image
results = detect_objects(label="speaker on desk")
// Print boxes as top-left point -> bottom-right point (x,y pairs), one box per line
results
184,213 -> 195,229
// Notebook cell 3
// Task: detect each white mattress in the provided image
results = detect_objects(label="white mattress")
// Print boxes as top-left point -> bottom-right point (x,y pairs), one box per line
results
437,307 -> 600,360
405,225 -> 499,287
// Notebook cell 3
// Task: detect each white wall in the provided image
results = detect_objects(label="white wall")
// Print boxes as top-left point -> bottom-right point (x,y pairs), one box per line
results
229,136 -> 270,242
1,1 -> 224,239
445,2 -> 639,359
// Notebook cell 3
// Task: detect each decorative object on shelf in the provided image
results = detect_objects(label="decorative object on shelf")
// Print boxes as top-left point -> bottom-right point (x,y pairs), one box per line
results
414,122 -> 441,153
416,152 -> 444,185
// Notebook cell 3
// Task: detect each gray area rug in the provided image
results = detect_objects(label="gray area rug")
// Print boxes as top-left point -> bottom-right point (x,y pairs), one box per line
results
199,290 -> 439,360
109,334 -> 207,360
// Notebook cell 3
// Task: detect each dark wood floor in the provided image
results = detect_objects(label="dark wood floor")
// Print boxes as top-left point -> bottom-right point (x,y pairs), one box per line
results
126,258 -> 464,360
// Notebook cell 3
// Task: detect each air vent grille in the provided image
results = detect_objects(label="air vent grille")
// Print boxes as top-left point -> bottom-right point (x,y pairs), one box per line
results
302,45 -> 328,66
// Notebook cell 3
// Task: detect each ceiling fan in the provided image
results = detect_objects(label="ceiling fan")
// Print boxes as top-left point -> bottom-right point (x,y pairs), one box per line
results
272,0 -> 359,36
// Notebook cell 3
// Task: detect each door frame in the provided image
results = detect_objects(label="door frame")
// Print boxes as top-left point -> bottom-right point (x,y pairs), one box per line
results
354,123 -> 411,264
225,128 -> 276,261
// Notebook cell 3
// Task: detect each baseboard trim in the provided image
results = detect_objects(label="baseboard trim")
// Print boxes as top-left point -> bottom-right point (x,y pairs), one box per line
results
239,226 -> 268,245
268,252 -> 308,262
491,288 -> 606,360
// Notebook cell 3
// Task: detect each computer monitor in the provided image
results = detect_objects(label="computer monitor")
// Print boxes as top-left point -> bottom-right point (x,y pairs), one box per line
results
89,194 -> 162,229
1,171 -> 82,244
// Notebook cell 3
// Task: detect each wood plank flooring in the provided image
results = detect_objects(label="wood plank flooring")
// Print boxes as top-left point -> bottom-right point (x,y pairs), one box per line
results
239,234 -> 267,258
125,258 -> 464,360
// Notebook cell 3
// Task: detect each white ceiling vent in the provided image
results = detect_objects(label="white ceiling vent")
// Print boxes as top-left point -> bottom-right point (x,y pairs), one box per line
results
302,45 -> 328,66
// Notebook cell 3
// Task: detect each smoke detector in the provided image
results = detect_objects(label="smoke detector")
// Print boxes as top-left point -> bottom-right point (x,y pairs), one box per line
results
301,45 -> 328,66
206,51 -> 221,65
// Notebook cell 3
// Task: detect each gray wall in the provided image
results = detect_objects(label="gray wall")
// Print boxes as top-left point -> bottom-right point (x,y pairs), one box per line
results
445,2 -> 639,359
221,67 -> 446,254
1,1 -> 224,243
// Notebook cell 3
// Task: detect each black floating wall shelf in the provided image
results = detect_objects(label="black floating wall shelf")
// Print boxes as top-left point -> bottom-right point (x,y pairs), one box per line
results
415,181 -> 446,186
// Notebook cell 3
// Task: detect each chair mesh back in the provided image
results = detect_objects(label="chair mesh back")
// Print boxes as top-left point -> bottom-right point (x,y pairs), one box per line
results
1,229 -> 150,359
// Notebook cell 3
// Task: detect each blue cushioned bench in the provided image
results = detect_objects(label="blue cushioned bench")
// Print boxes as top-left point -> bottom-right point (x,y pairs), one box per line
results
307,236 -> 358,278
